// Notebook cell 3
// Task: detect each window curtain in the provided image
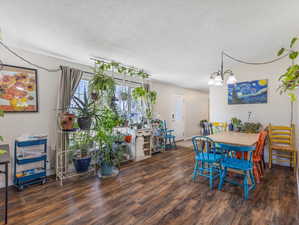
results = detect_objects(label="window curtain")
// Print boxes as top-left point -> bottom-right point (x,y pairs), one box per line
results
56,66 -> 83,173
58,66 -> 83,110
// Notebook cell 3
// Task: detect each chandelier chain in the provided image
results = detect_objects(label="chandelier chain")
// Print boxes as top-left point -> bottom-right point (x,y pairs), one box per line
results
222,51 -> 289,65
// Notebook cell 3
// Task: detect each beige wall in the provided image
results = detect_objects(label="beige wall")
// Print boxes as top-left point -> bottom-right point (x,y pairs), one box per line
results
209,57 -> 299,165
152,81 -> 209,139
0,47 -> 209,187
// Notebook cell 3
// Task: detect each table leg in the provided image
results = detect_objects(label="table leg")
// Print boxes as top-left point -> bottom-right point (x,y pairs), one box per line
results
5,163 -> 8,224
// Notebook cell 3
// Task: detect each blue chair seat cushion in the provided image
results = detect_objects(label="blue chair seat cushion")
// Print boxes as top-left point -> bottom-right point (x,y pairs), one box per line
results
222,157 -> 253,170
196,153 -> 223,162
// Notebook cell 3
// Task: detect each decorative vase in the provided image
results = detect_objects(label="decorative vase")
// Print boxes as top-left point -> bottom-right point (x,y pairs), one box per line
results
73,156 -> 91,173
61,112 -> 75,131
77,117 -> 92,130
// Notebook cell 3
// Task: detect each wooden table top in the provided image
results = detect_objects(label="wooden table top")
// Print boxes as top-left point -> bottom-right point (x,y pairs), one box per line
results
207,131 -> 259,146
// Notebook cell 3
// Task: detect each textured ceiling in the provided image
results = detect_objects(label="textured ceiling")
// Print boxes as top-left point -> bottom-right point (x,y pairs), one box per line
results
1,1 -> 299,91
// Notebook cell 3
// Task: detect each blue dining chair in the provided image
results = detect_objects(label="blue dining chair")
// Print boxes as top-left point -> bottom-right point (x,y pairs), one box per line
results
162,120 -> 177,149
217,143 -> 256,200
192,136 -> 223,189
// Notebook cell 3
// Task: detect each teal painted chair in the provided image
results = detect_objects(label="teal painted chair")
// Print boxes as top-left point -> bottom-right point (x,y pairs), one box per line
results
162,120 -> 177,149
217,143 -> 256,200
192,136 -> 223,189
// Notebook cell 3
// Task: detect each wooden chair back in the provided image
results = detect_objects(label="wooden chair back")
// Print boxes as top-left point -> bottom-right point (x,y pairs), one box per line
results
268,124 -> 294,147
212,122 -> 227,134
253,130 -> 268,160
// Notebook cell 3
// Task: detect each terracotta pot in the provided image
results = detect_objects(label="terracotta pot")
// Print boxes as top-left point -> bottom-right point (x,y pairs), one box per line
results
61,112 -> 75,131
124,135 -> 132,143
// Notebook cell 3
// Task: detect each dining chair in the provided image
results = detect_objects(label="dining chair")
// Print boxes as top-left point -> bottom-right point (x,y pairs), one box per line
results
192,136 -> 223,189
212,122 -> 227,134
268,124 -> 297,173
162,120 -> 177,149
201,122 -> 213,136
253,130 -> 267,183
218,143 -> 256,200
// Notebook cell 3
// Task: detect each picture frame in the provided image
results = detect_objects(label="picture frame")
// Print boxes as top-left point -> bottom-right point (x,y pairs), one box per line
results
0,64 -> 38,112
228,79 -> 268,105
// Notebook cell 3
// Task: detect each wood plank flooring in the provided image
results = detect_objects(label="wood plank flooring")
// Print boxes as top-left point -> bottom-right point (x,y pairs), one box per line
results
1,147 -> 299,225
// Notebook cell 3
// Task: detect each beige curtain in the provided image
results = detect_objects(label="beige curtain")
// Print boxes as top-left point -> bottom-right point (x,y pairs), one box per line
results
56,66 -> 83,174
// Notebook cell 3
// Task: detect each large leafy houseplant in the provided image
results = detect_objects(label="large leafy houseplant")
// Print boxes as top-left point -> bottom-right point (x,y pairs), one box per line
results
90,60 -> 124,176
277,37 -> 299,101
72,89 -> 95,130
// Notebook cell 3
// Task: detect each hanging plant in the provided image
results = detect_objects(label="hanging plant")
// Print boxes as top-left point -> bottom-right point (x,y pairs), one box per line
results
132,87 -> 157,120
277,37 -> 299,101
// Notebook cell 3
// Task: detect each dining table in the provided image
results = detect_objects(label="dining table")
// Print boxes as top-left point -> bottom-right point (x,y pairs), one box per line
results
207,131 -> 259,146
207,131 -> 259,184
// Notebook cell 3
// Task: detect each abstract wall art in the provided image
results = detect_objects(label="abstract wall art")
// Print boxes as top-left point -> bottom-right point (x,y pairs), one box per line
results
0,64 -> 38,112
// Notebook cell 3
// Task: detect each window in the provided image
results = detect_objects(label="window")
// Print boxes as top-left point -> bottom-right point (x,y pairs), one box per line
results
72,76 -> 144,124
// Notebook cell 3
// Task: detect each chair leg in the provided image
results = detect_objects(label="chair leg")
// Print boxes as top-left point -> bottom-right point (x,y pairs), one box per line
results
192,160 -> 199,181
269,148 -> 272,169
253,163 -> 260,184
249,169 -> 256,190
218,167 -> 227,191
259,161 -> 264,177
293,151 -> 297,174
173,137 -> 177,149
243,171 -> 249,200
209,167 -> 213,189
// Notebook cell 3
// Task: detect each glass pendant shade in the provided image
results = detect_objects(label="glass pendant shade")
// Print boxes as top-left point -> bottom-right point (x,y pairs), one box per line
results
227,73 -> 237,84
208,78 -> 215,85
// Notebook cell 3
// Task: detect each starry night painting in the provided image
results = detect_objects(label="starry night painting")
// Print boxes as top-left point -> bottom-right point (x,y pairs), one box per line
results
228,79 -> 268,105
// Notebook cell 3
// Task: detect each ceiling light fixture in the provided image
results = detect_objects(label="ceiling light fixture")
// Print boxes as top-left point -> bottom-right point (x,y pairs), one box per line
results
209,51 -> 237,86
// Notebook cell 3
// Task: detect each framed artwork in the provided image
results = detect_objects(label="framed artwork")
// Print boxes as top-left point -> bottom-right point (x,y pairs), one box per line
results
228,79 -> 268,105
0,64 -> 38,112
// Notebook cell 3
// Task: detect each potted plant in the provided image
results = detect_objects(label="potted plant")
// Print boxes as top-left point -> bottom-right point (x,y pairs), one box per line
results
94,107 -> 123,176
120,91 -> 129,101
132,86 -> 157,125
241,122 -> 262,133
277,37 -> 299,102
70,131 -> 93,173
60,112 -> 76,131
231,117 -> 242,132
72,90 -> 95,130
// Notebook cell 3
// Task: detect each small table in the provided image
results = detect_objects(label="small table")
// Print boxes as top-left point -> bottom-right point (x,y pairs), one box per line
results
0,145 -> 10,224
207,131 -> 259,146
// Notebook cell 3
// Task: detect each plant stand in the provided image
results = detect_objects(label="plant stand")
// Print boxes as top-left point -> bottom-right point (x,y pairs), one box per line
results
56,130 -> 97,186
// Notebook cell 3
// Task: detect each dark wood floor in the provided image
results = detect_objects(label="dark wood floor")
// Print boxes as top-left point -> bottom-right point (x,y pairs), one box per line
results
2,147 -> 299,225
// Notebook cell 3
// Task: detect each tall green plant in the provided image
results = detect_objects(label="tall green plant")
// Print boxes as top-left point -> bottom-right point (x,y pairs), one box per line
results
72,89 -> 95,117
277,37 -> 299,101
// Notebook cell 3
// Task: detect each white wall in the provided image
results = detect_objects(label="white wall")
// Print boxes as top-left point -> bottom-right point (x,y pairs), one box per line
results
210,58 -> 293,126
209,57 -> 299,165
152,81 -> 209,139
0,47 -> 91,187
0,47 -> 209,187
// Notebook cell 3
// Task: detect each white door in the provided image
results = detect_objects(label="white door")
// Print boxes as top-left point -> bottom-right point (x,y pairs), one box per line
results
171,95 -> 185,140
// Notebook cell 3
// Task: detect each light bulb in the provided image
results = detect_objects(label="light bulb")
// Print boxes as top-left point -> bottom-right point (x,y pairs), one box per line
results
214,74 -> 223,82
208,78 -> 215,85
214,79 -> 223,86
227,74 -> 237,84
